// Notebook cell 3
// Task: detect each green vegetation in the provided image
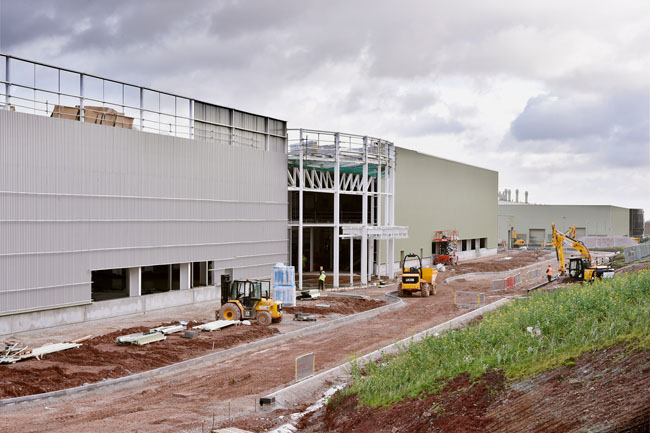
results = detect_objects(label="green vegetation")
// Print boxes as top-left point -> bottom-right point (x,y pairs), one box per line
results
345,270 -> 650,407
611,253 -> 626,268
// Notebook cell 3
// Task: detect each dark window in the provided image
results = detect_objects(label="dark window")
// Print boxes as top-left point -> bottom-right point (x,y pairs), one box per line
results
91,268 -> 128,301
480,238 -> 487,249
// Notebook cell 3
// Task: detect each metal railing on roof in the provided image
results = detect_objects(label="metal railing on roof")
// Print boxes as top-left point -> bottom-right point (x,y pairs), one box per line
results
0,53 -> 287,150
287,128 -> 395,165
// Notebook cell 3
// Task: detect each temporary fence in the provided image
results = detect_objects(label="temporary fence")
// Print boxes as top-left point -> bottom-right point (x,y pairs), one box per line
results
454,291 -> 486,309
624,243 -> 650,264
490,268 -> 541,291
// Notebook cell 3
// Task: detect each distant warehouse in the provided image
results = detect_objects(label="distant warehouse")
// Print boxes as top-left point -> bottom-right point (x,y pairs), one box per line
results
498,193 -> 644,247
0,54 -> 288,334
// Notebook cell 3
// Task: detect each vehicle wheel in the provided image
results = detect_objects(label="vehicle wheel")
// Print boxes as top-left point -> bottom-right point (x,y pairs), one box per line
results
219,303 -> 241,321
257,311 -> 272,326
397,282 -> 404,297
272,315 -> 283,324
421,282 -> 430,297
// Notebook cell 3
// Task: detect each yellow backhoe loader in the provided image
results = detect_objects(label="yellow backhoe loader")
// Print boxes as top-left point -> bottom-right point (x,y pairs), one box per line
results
218,279 -> 283,326
397,253 -> 437,297
551,223 -> 614,282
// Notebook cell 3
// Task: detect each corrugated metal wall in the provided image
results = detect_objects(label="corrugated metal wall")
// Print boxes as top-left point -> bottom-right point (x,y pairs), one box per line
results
0,110 -> 288,315
193,102 -> 286,152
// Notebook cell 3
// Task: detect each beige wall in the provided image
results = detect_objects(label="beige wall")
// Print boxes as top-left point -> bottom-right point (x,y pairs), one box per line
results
498,204 -> 631,244
392,147 -> 498,261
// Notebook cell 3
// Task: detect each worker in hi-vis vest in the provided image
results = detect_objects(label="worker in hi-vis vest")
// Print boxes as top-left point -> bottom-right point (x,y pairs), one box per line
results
318,267 -> 326,291
546,264 -> 553,282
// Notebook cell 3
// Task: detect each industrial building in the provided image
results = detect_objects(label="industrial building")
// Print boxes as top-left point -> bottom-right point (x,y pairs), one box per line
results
1,53 -> 501,334
392,148 -> 498,264
498,192 -> 644,246
0,54 -> 287,334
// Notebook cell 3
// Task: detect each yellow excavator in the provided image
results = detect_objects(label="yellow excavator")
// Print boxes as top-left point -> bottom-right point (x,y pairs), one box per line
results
542,226 -> 575,248
551,222 -> 614,282
512,230 -> 526,247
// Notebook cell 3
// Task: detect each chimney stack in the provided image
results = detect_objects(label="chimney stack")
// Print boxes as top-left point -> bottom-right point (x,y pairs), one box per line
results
515,189 -> 519,203
525,191 -> 528,203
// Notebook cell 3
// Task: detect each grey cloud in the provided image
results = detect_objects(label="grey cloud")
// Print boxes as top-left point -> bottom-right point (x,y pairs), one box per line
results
392,116 -> 466,137
504,91 -> 649,168
511,94 -> 610,141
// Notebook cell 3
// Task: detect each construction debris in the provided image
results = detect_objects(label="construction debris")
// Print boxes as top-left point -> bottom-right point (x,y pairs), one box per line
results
116,331 -> 166,346
151,324 -> 186,335
192,320 -> 239,332
315,304 -> 330,308
293,312 -> 316,321
0,342 -> 29,364
183,331 -> 199,339
299,289 -> 321,299
1,341 -> 82,364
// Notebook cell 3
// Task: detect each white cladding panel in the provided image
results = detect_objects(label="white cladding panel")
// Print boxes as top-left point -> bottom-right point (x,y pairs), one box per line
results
0,110 -> 288,314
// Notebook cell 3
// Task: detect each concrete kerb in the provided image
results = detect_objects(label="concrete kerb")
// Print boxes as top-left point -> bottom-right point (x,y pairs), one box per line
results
261,297 -> 512,410
0,293 -> 405,409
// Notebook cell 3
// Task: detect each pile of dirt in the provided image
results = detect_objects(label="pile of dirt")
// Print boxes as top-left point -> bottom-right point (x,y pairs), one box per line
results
295,344 -> 650,432
283,297 -> 385,316
0,323 -> 278,399
445,251 -> 548,276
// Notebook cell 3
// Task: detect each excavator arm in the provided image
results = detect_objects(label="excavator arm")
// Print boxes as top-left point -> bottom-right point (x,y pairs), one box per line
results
552,222 -> 592,275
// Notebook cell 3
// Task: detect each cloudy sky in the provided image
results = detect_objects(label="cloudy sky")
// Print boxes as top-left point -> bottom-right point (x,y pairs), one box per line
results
1,0 -> 648,215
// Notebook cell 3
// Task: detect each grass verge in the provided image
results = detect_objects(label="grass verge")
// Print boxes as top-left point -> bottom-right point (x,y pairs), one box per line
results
344,270 -> 650,407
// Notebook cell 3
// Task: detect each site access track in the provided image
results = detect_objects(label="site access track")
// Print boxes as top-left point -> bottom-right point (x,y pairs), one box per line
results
0,252 -> 549,433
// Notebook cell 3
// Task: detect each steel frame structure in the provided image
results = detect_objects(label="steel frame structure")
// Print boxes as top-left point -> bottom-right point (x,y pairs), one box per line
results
288,128 -> 406,289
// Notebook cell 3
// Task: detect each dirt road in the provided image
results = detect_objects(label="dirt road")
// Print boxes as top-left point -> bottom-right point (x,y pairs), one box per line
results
0,251 -> 545,433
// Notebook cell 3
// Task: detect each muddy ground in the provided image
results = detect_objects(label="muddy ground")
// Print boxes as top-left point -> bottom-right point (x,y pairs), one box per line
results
0,295 -> 384,399
295,344 -> 650,433
283,297 -> 386,316
440,249 -> 550,277
0,252 -> 566,432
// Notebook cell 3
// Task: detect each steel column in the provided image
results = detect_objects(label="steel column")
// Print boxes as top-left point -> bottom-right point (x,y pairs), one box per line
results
4,57 -> 9,109
309,227 -> 314,272
298,129 -> 304,290
139,88 -> 144,131
361,136 -> 368,285
350,238 -> 354,286
333,132 -> 340,288
79,74 -> 85,122
377,144 -> 382,280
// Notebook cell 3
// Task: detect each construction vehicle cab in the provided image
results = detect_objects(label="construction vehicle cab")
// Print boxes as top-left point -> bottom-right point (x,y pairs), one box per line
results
551,223 -> 614,282
218,279 -> 282,326
398,253 -> 437,297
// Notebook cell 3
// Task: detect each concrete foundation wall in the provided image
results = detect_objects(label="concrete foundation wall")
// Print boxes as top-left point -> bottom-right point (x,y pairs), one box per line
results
0,285 -> 220,337
498,204 -> 632,244
393,148 -> 498,261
